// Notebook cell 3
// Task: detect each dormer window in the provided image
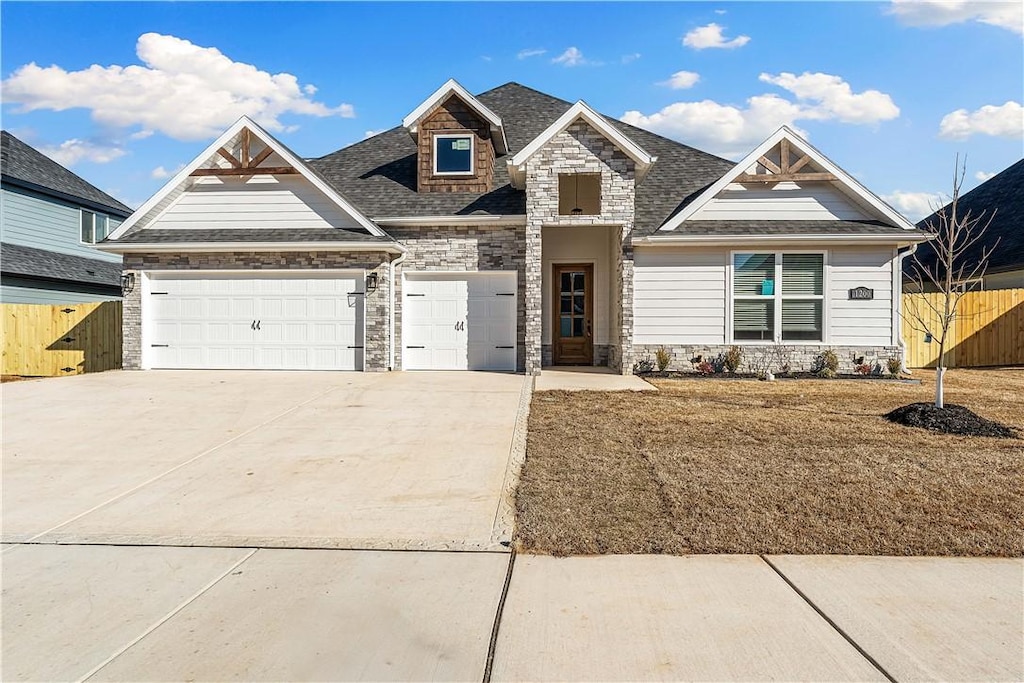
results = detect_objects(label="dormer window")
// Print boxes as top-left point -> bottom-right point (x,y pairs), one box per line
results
434,134 -> 474,175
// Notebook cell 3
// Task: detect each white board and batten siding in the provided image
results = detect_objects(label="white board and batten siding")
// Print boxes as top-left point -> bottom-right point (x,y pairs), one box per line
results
633,245 -> 895,347
689,183 -> 872,221
146,176 -> 363,231
633,247 -> 727,344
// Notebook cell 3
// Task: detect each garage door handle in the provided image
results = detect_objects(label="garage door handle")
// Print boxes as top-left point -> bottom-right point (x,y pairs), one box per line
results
496,345 -> 514,349
151,292 -> 169,295
151,344 -> 169,348
406,293 -> 425,297
406,345 -> 425,349
347,291 -> 364,296
496,293 -> 515,296
347,345 -> 364,349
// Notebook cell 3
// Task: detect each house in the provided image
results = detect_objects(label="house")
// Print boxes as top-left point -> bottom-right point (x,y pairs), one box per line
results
99,80 -> 927,374
1,131 -> 132,304
908,158 -> 1024,291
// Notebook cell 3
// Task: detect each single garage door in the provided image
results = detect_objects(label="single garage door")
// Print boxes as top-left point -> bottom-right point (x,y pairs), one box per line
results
146,271 -> 364,370
403,272 -> 516,371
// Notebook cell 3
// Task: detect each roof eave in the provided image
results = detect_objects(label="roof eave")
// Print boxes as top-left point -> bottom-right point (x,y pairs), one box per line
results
96,241 -> 407,254
635,232 -> 932,247
1,176 -> 133,218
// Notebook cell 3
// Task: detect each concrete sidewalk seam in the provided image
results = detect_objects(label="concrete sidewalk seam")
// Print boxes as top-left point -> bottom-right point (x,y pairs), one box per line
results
23,385 -> 343,543
482,548 -> 517,683
76,547 -> 259,683
759,554 -> 897,683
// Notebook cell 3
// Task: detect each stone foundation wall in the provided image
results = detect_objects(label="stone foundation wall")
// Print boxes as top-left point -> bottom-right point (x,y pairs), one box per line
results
632,343 -> 901,374
121,251 -> 393,371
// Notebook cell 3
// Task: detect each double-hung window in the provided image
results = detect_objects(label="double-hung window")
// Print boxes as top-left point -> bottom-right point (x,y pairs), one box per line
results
80,210 -> 109,244
732,252 -> 825,342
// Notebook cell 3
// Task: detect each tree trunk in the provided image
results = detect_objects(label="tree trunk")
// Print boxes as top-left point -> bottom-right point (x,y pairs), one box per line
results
935,366 -> 945,408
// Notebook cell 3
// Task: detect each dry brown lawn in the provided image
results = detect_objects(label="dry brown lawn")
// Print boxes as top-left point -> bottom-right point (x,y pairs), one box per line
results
517,368 -> 1024,557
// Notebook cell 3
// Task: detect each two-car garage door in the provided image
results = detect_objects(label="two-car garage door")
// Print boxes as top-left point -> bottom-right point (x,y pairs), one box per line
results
146,272 -> 364,370
403,272 -> 517,371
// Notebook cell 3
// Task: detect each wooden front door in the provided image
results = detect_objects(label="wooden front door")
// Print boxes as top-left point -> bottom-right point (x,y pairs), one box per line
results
552,263 -> 594,365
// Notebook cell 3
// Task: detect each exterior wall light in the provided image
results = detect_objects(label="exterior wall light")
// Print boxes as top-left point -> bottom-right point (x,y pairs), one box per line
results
366,272 -> 379,292
121,272 -> 136,295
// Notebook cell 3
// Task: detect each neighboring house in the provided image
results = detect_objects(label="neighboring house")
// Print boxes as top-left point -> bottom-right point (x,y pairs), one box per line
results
1,131 -> 131,304
908,158 -> 1024,291
100,80 -> 927,374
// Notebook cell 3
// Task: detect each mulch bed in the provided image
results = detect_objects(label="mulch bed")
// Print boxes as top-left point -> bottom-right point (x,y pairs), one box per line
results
885,403 -> 1017,439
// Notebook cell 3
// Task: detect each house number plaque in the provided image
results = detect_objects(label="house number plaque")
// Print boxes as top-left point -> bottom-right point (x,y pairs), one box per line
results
848,287 -> 874,300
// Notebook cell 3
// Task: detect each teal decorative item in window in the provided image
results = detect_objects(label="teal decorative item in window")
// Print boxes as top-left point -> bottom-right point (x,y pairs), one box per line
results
761,279 -> 775,296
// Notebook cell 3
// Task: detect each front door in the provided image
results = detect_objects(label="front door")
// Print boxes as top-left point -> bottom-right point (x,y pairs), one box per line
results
552,264 -> 593,365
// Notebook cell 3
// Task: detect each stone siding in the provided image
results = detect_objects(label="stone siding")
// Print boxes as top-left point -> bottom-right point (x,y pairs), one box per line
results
632,343 -> 902,374
121,251 -> 393,371
525,120 -> 636,375
387,225 -> 526,371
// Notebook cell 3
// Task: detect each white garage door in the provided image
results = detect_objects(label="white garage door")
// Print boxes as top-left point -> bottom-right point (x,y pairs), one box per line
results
146,271 -> 364,370
403,272 -> 517,371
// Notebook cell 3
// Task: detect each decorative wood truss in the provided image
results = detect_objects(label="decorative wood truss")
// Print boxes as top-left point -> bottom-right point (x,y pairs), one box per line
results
189,128 -> 299,177
735,138 -> 837,184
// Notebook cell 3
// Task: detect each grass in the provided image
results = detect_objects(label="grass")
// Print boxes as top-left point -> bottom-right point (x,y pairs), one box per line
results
516,368 -> 1024,557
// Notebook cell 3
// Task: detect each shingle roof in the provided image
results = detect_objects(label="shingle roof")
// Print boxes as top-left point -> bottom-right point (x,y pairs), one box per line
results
112,228 -> 397,244
0,242 -> 123,288
1,131 -> 132,216
911,159 -> 1024,276
309,82 -> 734,236
661,220 -> 918,237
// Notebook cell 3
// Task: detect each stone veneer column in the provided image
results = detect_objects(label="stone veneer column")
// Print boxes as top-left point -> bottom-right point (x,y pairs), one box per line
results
122,269 -> 142,370
524,217 -> 543,375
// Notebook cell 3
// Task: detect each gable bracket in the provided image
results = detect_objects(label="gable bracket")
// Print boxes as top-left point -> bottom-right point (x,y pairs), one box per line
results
743,139 -> 835,183
191,127 -> 298,177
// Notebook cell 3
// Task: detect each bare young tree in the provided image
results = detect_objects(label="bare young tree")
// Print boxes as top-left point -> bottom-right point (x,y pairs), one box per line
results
904,156 -> 997,408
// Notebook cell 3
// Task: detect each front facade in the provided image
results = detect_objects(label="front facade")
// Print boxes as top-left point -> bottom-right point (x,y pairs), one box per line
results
101,80 -> 927,374
1,131 -> 131,304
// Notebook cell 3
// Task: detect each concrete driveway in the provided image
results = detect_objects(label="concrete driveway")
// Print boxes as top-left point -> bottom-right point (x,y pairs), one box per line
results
3,370 -> 526,549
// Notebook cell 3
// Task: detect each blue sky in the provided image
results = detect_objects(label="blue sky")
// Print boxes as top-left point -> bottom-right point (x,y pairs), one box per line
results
2,1 -> 1021,219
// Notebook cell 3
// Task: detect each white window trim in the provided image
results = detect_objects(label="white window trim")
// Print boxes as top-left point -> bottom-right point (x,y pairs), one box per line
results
727,249 -> 829,345
433,134 -> 475,176
80,209 -> 109,245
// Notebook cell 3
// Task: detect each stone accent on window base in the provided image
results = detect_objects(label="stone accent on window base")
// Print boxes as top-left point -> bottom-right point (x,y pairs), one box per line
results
631,344 -> 901,375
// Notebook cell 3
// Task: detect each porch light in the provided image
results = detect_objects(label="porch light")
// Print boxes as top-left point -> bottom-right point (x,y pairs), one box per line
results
121,272 -> 136,295
366,272 -> 379,292
571,177 -> 583,215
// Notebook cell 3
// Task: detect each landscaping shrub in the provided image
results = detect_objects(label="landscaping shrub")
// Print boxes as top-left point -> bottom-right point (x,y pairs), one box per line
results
814,349 -> 840,378
723,346 -> 743,374
655,347 -> 672,372
887,357 -> 903,377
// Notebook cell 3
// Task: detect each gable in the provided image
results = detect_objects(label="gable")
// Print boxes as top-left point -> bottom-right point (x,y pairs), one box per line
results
660,126 -> 917,232
108,118 -> 384,239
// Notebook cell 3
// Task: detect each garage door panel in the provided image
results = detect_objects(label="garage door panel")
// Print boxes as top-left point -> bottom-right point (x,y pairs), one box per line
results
146,272 -> 363,371
404,272 -> 516,371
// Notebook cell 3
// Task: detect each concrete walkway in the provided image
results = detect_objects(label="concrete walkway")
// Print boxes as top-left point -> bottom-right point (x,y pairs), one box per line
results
536,366 -> 656,391
3,547 -> 1020,681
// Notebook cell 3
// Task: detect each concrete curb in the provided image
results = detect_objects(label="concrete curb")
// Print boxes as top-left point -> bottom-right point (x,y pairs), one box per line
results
489,374 -> 534,546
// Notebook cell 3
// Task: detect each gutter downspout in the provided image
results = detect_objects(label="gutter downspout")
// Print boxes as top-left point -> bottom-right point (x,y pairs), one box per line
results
388,250 -> 408,371
895,243 -> 918,374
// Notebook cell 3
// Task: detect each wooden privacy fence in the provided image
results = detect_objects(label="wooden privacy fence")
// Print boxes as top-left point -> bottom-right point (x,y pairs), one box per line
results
902,288 -> 1024,368
2,302 -> 122,377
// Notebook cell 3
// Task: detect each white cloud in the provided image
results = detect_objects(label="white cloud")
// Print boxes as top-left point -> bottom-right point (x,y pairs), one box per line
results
888,0 -> 1023,34
714,9 -> 728,15
938,101 -> 1023,139
759,72 -> 900,124
882,190 -> 941,221
552,47 -> 592,66
659,70 -> 701,90
682,23 -> 750,49
621,53 -> 642,64
363,129 -> 386,139
39,139 -> 126,166
517,48 -> 547,60
975,170 -> 997,182
480,55 -> 493,62
151,163 -> 185,179
1,32 -> 355,142
622,72 -> 898,158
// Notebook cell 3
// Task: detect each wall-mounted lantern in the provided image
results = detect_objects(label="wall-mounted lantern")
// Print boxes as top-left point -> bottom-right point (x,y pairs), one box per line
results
121,272 -> 136,295
366,272 -> 379,293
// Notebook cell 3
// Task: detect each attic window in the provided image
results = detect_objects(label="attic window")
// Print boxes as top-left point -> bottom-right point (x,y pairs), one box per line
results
558,174 -> 601,216
434,134 -> 474,175
80,210 -> 109,244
